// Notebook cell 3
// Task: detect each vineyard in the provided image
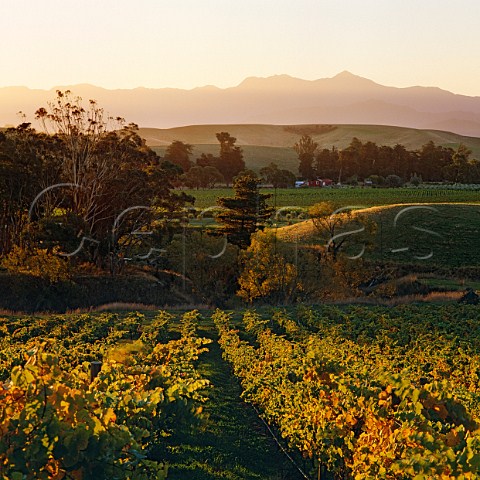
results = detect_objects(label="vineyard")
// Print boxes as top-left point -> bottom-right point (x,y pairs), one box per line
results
214,304 -> 480,479
188,187 -> 480,209
0,310 -> 294,480
0,310 -> 211,479
2,305 -> 480,479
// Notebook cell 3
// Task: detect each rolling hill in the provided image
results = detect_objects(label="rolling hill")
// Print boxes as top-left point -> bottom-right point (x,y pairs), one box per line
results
142,124 -> 480,172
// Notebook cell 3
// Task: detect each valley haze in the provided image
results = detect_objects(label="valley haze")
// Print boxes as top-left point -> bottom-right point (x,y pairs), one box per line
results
2,72 -> 480,137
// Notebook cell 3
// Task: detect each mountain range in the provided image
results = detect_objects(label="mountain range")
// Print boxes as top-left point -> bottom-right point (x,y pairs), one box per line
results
2,72 -> 480,137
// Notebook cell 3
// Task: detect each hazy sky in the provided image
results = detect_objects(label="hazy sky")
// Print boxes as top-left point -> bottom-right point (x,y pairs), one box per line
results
1,0 -> 479,95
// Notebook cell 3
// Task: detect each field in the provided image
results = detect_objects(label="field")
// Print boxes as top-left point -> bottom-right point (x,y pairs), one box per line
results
4,305 -> 480,479
186,186 -> 480,209
3,122 -> 480,477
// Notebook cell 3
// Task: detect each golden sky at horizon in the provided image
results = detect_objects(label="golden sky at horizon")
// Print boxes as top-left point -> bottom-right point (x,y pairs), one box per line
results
1,0 -> 479,96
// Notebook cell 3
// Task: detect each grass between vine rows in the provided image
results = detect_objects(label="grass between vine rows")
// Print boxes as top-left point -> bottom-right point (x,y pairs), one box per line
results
165,317 -> 298,479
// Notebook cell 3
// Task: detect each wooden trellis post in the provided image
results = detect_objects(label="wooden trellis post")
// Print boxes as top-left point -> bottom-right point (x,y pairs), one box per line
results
90,361 -> 102,382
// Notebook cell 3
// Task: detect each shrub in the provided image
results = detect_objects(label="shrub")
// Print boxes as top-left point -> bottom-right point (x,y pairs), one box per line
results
2,246 -> 70,283
368,175 -> 385,187
385,174 -> 404,188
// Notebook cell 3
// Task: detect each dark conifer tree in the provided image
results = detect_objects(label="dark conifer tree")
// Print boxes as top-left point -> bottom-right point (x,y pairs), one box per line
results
216,171 -> 274,248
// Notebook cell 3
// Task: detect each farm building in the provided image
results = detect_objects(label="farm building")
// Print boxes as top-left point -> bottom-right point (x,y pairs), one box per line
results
296,178 -> 333,188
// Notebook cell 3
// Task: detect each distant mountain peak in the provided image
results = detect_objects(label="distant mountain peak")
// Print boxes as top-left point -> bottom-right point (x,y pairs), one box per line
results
333,70 -> 357,78
329,70 -> 378,86
192,84 -> 221,92
238,74 -> 304,88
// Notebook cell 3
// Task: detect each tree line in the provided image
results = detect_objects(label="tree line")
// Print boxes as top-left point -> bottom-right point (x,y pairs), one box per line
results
295,134 -> 480,184
162,133 -> 480,189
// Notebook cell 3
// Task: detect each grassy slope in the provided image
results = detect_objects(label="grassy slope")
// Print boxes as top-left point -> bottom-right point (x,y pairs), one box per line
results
140,124 -> 302,147
142,123 -> 480,172
277,203 -> 480,269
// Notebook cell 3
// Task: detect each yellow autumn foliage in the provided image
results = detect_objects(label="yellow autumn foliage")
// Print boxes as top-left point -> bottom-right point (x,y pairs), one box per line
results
2,245 -> 70,283
237,231 -> 301,303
